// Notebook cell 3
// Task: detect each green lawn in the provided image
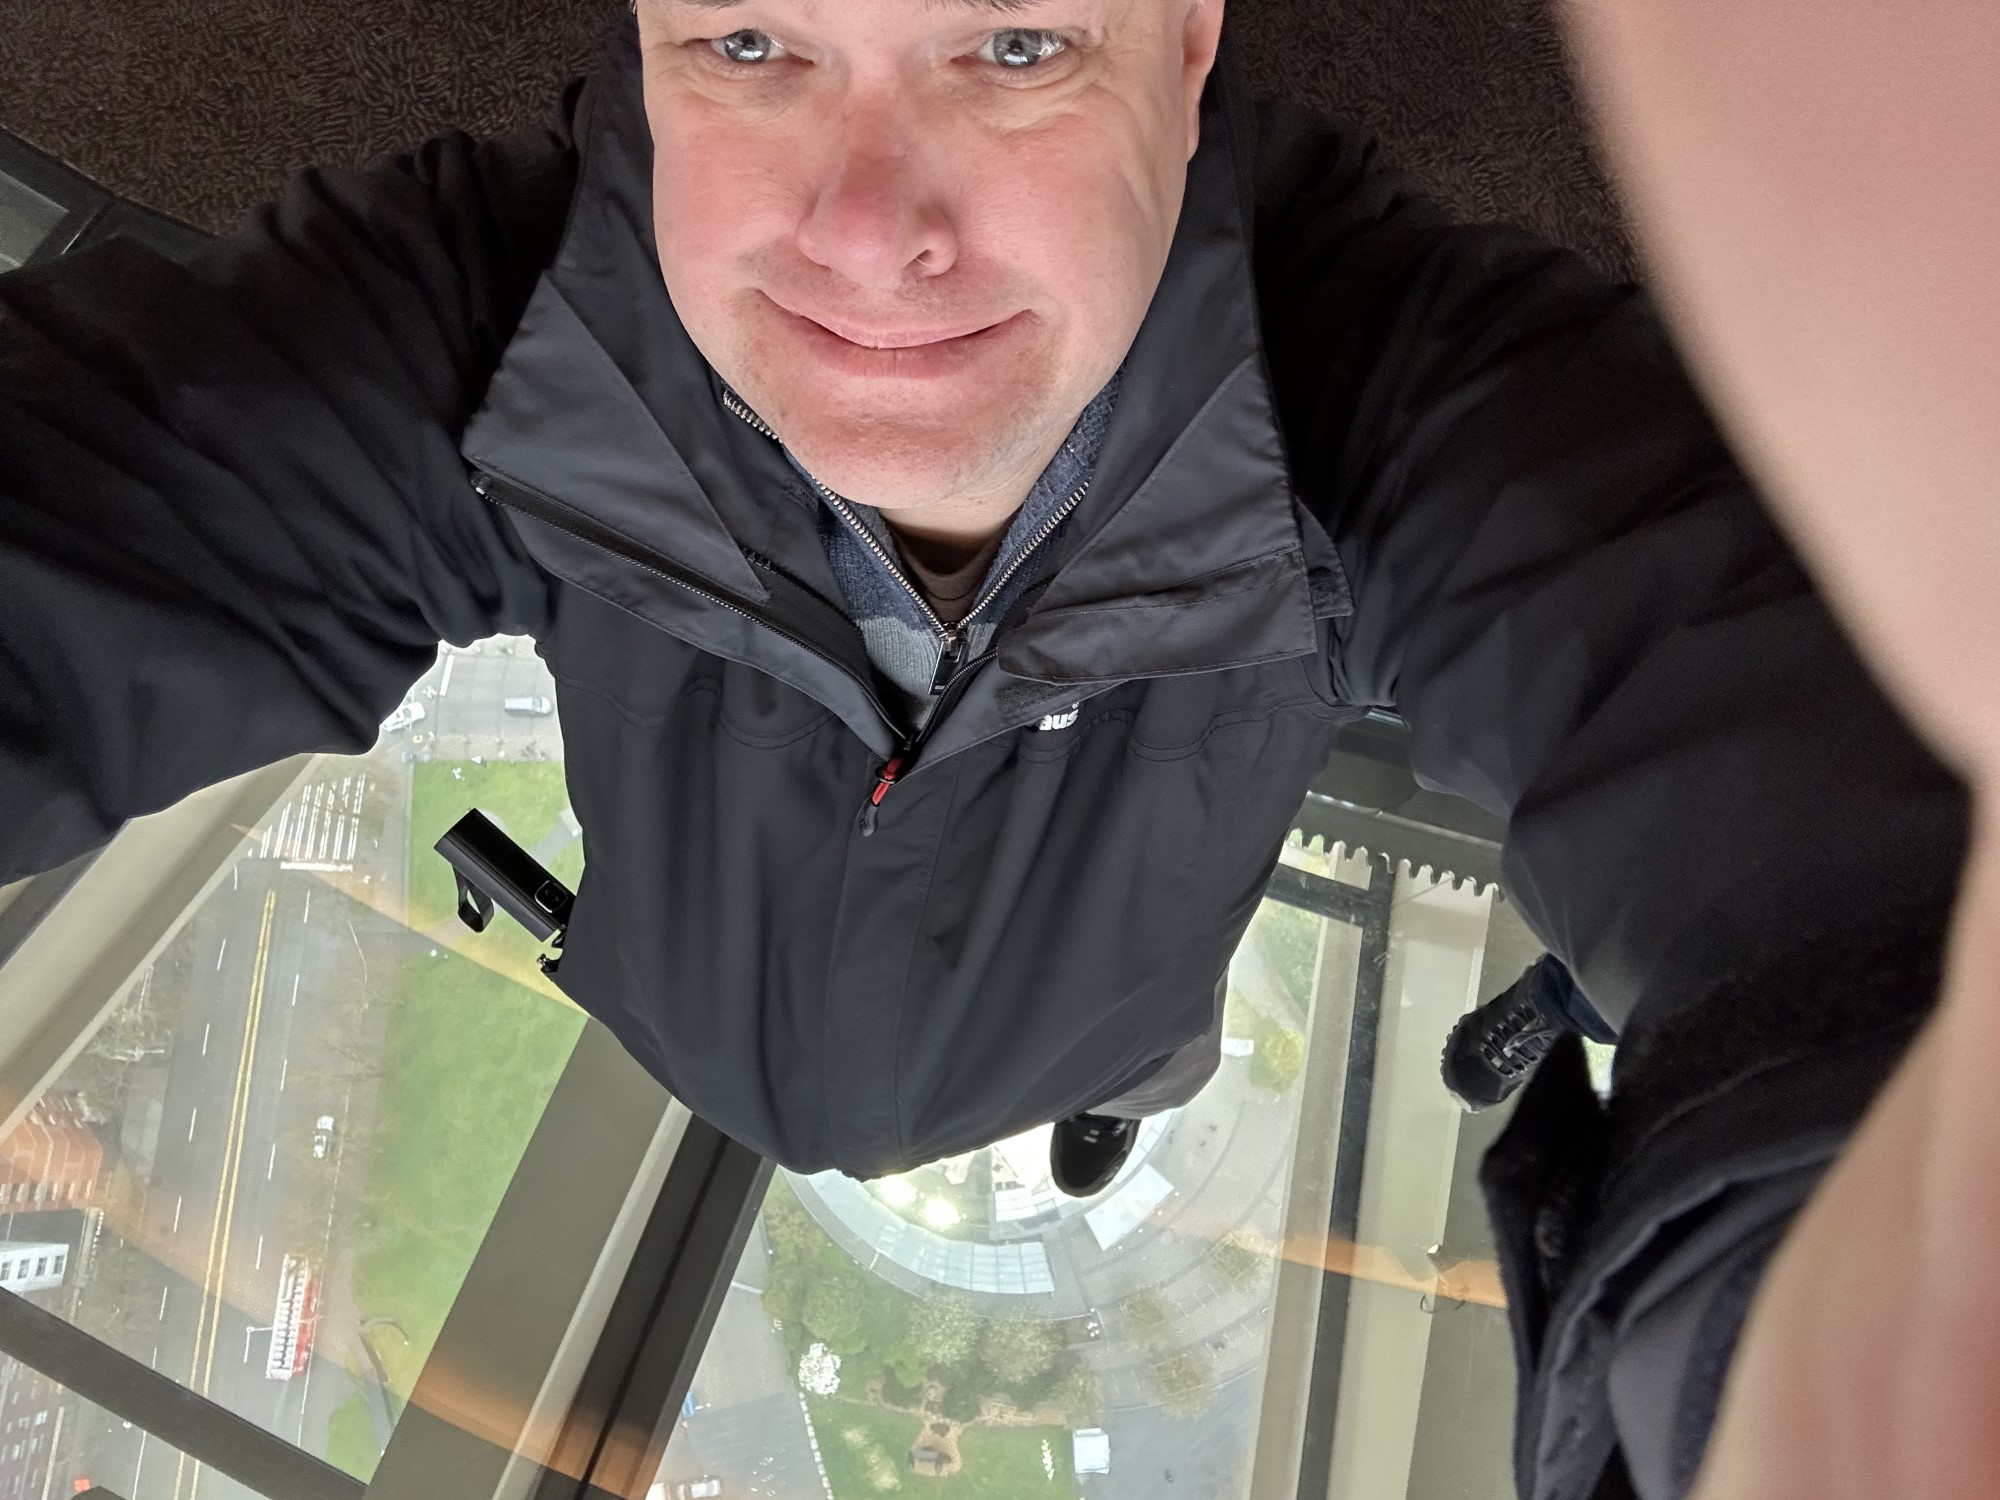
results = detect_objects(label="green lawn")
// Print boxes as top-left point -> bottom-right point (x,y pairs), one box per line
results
349,945 -> 585,1396
324,1391 -> 381,1482
808,1398 -> 1075,1499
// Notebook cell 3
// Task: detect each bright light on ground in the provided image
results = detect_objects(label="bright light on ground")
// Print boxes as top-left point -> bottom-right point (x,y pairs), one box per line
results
922,1198 -> 962,1229
876,1176 -> 918,1208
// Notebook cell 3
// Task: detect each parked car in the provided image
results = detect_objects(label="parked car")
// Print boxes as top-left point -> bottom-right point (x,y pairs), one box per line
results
311,1115 -> 335,1159
379,701 -> 426,734
503,695 -> 554,716
672,1480 -> 723,1500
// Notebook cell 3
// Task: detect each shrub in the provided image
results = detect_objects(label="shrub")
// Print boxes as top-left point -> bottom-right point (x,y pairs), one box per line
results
880,1366 -> 927,1410
909,1292 -> 980,1368
980,1314 -> 1063,1388
937,1378 -> 983,1423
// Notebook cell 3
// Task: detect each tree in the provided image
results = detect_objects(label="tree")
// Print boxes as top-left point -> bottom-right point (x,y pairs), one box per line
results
1250,1020 -> 1306,1094
802,1260 -> 868,1354
797,1342 -> 843,1397
980,1314 -> 1062,1388
763,1257 -> 809,1328
763,1178 -> 823,1261
1151,1348 -> 1216,1419
1209,1227 -> 1269,1290
910,1292 -> 980,1368
884,1341 -> 929,1396
1119,1289 -> 1173,1350
1049,1364 -> 1103,1421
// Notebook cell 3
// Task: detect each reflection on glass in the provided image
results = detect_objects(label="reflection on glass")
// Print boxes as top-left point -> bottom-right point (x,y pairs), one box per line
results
13,635 -> 585,1494
655,841 -> 1553,1500
0,171 -> 66,272
0,1353 -> 197,1500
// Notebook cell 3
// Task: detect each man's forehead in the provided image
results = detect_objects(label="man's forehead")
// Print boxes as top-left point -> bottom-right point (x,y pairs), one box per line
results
665,0 -> 1058,13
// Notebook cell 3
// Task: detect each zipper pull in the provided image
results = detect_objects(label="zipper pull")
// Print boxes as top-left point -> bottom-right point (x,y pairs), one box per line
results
929,632 -> 966,696
856,754 -> 907,837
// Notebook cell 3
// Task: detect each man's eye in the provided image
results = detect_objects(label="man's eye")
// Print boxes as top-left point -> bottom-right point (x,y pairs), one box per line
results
976,29 -> 1067,70
709,28 -> 782,66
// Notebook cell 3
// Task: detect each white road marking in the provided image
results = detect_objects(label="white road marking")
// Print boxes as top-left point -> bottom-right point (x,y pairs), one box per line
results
215,939 -> 228,971
268,1142 -> 277,1180
292,973 -> 301,1007
279,1058 -> 288,1091
256,1235 -> 264,1270
303,889 -> 312,924
202,1022 -> 211,1056
187,1109 -> 198,1143
172,1196 -> 182,1234
233,866 -> 239,891
151,1346 -> 158,1368
158,1287 -> 168,1321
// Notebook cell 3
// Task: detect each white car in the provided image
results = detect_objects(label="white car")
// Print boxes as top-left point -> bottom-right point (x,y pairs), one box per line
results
503,695 -> 555,716
379,701 -> 427,734
311,1116 -> 336,1159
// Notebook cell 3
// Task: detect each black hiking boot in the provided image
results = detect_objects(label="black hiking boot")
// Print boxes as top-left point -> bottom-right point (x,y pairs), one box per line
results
1440,969 -> 1567,1111
1050,1112 -> 1138,1197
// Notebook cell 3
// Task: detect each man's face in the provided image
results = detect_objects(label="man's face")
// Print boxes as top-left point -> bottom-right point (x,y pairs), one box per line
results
635,0 -> 1226,517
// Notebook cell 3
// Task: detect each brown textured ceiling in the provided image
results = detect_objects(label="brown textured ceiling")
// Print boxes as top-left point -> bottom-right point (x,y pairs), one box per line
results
0,0 -> 1632,278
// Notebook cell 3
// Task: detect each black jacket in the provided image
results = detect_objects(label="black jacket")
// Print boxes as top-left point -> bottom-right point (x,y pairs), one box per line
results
0,20 -> 1967,1493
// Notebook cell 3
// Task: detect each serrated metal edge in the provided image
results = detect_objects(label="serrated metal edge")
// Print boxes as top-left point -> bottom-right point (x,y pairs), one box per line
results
1286,795 -> 1504,898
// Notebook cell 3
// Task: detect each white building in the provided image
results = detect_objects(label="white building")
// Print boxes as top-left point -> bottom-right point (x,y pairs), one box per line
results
0,1241 -> 68,1295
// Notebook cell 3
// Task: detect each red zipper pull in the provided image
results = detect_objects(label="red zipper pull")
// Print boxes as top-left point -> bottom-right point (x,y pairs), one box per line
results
857,755 -> 906,837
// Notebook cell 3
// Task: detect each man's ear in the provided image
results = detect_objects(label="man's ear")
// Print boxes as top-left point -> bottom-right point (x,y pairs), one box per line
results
1183,0 -> 1227,160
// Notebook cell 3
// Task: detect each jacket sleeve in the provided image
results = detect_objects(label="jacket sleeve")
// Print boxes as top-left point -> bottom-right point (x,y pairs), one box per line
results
1249,100 -> 1968,1033
0,87 -> 586,884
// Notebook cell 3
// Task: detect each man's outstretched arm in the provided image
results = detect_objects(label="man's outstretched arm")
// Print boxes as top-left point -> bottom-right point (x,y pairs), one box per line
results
1249,100 -> 1964,1037
1246,97 -> 1968,1498
0,84 -> 588,883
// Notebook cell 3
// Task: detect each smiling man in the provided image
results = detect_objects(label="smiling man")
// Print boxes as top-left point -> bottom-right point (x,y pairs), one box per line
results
0,5 -> 1971,1493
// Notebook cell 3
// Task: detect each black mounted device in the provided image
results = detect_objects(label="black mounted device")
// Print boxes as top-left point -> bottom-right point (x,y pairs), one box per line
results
434,808 -> 574,974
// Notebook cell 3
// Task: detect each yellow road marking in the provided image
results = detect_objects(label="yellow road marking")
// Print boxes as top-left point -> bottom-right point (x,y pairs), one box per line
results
173,888 -> 276,1500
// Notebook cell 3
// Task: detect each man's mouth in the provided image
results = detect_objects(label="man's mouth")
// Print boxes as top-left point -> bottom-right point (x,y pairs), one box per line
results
764,294 -> 1024,358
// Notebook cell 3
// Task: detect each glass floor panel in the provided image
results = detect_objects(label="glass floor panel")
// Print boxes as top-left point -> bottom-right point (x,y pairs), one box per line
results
7,635 -> 585,1490
0,168 -> 66,271
653,840 -> 1561,1500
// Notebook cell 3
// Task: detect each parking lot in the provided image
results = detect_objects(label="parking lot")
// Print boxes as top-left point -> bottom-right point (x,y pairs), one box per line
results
378,636 -> 564,763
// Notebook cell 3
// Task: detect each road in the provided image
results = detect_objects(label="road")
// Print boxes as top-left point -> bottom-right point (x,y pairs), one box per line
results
3,638 -> 569,1499
32,791 -> 417,1499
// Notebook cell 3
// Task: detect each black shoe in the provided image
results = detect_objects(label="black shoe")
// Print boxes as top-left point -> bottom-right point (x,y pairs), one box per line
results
1051,1112 -> 1138,1197
1440,971 -> 1566,1111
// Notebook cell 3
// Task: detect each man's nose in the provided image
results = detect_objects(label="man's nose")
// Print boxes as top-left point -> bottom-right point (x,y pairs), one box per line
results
796,103 -> 958,289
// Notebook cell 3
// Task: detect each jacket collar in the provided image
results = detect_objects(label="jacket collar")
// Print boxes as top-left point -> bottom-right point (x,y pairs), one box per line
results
462,17 -> 1324,732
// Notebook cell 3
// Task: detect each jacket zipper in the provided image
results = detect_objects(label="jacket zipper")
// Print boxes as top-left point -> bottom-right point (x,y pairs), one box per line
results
473,463 -> 992,839
721,387 -> 1090,696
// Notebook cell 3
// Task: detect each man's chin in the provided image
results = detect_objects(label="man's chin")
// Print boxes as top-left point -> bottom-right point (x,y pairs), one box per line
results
779,424 -> 1003,510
